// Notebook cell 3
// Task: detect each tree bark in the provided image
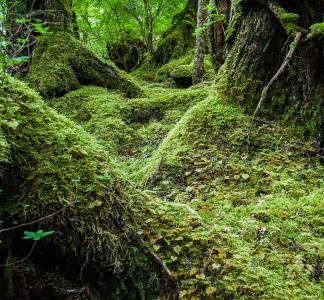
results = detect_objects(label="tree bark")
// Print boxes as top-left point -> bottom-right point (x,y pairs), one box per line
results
208,0 -> 230,74
193,0 -> 208,84
217,0 -> 324,140
143,0 -> 154,55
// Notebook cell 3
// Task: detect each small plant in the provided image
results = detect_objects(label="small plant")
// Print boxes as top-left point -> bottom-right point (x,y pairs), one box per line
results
23,230 -> 55,241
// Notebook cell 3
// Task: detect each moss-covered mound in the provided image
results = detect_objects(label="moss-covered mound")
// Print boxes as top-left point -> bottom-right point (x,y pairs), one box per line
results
51,85 -> 209,161
135,93 -> 324,299
154,54 -> 215,86
25,33 -> 142,98
0,76 -> 141,279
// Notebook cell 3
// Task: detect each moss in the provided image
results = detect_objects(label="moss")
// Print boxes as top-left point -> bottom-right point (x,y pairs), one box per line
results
0,129 -> 9,164
225,0 -> 243,43
156,54 -> 215,85
135,89 -> 324,299
0,76 -> 139,272
276,6 -> 300,34
308,22 -> 324,38
153,1 -> 197,65
171,65 -> 193,78
52,84 -> 209,161
25,32 -> 142,98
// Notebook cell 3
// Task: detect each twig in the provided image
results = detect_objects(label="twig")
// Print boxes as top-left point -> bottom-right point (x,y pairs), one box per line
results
0,240 -> 37,267
252,32 -> 302,119
0,201 -> 76,234
151,252 -> 173,277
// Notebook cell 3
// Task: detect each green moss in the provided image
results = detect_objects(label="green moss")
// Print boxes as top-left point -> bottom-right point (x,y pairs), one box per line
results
276,7 -> 300,33
52,84 -> 209,162
156,54 -> 215,84
25,32 -> 142,98
0,129 -> 9,164
225,0 -> 243,42
135,90 -> 323,299
154,1 -> 196,65
0,76 -> 138,271
171,64 -> 193,78
308,22 -> 324,38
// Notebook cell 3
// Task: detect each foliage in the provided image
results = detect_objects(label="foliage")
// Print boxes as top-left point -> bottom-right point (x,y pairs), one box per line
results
23,230 -> 54,241
73,0 -> 186,55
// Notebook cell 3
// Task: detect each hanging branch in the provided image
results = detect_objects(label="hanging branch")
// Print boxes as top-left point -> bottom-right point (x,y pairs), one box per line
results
252,31 -> 302,119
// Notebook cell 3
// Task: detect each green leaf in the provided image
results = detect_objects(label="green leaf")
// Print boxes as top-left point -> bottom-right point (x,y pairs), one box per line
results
23,230 -> 54,240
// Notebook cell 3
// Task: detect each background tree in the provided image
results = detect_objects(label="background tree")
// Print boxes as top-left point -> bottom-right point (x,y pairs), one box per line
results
207,0 -> 230,74
192,0 -> 208,84
9,0 -> 142,98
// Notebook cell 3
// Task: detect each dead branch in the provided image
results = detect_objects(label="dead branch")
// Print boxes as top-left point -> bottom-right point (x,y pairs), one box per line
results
252,31 -> 302,119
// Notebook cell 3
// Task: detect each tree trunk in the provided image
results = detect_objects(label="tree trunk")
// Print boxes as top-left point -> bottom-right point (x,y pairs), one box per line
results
10,0 -> 142,98
217,0 -> 323,141
143,0 -> 154,55
193,0 -> 208,84
153,0 -> 198,65
208,0 -> 230,74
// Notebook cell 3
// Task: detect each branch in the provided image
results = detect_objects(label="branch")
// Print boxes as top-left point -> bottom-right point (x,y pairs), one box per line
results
0,241 -> 37,267
252,32 -> 302,119
0,201 -> 76,234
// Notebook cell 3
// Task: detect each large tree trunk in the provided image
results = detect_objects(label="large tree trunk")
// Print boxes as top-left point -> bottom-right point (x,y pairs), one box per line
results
11,0 -> 142,98
193,0 -> 208,84
216,0 -> 324,141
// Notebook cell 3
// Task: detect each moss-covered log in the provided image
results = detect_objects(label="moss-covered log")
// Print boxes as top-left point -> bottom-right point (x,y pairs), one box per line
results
0,76 -> 161,298
25,32 -> 142,98
8,0 -> 142,98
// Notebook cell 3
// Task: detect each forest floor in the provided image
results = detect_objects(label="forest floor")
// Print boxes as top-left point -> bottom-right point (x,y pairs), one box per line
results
50,67 -> 323,299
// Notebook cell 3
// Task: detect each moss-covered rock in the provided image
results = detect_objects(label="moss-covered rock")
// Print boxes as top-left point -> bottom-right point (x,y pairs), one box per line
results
25,33 -> 142,98
171,65 -> 193,88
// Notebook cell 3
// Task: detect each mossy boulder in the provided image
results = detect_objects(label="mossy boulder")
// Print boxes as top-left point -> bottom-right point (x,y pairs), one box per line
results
171,65 -> 193,88
25,33 -> 142,98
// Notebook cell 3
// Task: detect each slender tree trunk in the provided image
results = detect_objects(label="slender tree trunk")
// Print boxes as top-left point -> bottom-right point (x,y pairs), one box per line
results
143,0 -> 154,55
193,0 -> 208,84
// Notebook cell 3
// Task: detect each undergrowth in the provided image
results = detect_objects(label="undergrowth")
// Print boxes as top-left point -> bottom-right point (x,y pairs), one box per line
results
1,52 -> 323,299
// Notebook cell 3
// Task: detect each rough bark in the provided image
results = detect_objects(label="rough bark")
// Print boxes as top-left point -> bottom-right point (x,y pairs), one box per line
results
208,0 -> 230,74
218,0 -> 324,141
193,0 -> 208,84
